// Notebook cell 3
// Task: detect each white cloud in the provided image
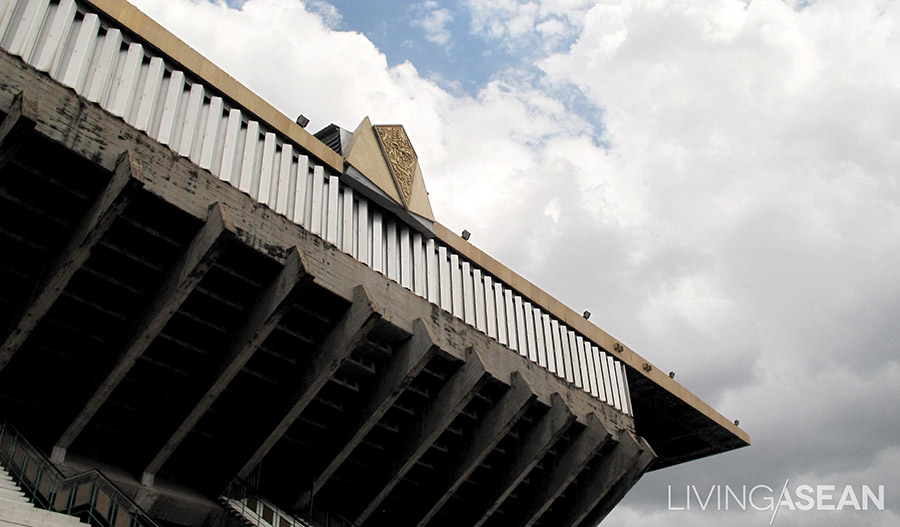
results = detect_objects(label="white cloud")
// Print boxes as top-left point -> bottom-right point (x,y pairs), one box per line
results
412,2 -> 454,47
465,0 -> 597,50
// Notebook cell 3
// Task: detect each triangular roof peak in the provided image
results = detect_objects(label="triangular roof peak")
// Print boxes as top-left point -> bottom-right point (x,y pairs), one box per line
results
344,117 -> 435,222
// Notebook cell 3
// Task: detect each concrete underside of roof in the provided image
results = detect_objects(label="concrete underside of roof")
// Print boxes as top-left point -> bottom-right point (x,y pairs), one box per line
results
0,50 -> 663,527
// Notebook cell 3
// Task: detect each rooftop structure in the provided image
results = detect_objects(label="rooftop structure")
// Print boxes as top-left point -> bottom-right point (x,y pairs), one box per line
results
0,1 -> 749,526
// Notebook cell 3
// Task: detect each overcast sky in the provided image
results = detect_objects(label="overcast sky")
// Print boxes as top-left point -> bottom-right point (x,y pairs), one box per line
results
128,1 -> 899,525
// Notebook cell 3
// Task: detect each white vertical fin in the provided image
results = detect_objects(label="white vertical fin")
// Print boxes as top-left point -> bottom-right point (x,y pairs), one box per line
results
133,56 -> 164,132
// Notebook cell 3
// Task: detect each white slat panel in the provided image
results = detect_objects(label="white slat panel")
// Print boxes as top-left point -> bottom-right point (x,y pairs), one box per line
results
357,198 -> 369,265
619,362 -> 633,415
484,276 -> 497,339
155,70 -> 183,145
133,56 -> 163,131
275,143 -> 297,217
569,332 -> 582,387
438,246 -> 451,311
514,296 -> 528,357
584,339 -> 598,397
326,175 -> 340,243
523,301 -> 536,361
342,187 -> 354,252
493,282 -> 506,344
413,232 -> 425,296
82,28 -> 120,103
592,348 -> 608,403
450,254 -> 463,317
49,1 -> 79,77
177,83 -> 204,157
550,319 -> 563,378
426,238 -> 438,303
6,0 -> 48,58
576,336 -> 590,392
371,209 -> 383,273
399,226 -> 411,288
57,12 -> 98,89
256,132 -> 277,206
385,220 -> 398,280
293,155 -> 309,225
533,306 -> 547,368
542,314 -> 555,372
473,269 -> 486,332
0,0 -> 19,42
236,120 -> 260,194
560,325 -> 574,383
147,64 -> 170,140
462,262 -> 474,325
308,164 -> 326,234
274,144 -> 293,214
106,42 -> 142,118
598,350 -> 612,404
504,289 -> 516,350
607,355 -> 621,410
219,108 -> 242,184
33,0 -> 75,72
198,96 -> 223,170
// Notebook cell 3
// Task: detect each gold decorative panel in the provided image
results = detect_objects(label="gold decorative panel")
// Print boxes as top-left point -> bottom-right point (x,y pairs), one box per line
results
374,125 -> 417,205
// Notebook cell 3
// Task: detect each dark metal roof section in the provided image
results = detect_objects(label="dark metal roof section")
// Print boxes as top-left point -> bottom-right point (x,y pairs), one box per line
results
314,124 -> 345,155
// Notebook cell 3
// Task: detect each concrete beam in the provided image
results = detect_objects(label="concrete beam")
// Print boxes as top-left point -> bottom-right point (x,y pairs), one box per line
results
576,436 -> 655,527
237,285 -> 381,480
551,431 -> 647,527
497,413 -> 612,527
312,317 -> 439,496
468,394 -> 576,527
354,347 -> 491,525
141,246 -> 313,486
0,91 -> 37,171
0,150 -> 143,373
412,372 -> 536,527
51,202 -> 235,463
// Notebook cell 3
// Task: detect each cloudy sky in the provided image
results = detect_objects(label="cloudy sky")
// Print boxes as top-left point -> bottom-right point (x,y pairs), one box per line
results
128,0 -> 900,525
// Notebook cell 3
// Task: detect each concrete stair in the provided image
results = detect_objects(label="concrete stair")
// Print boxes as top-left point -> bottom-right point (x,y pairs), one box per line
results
0,463 -> 86,527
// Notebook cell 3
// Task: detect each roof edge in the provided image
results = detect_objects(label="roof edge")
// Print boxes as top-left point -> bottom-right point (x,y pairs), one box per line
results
433,222 -> 750,447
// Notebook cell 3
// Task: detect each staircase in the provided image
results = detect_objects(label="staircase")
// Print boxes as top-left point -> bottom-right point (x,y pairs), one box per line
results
0,463 -> 85,526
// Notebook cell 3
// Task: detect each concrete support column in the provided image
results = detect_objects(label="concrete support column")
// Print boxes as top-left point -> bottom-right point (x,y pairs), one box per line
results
312,318 -> 440,496
0,150 -> 143,373
412,372 -> 536,527
141,246 -> 313,486
490,414 -> 612,527
467,394 -> 576,527
551,431 -> 651,527
354,347 -> 491,525
0,91 -> 37,171
51,202 -> 236,464
237,285 -> 382,480
576,436 -> 655,527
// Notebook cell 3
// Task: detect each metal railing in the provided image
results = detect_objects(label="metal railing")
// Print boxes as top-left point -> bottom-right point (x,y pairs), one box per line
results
0,420 -> 160,527
222,478 -> 357,527
0,0 -> 632,415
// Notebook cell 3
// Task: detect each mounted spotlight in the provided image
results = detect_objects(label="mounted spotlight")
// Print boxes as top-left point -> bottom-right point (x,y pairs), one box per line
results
461,230 -> 471,241
296,114 -> 310,128
582,310 -> 591,320
669,371 -> 675,379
